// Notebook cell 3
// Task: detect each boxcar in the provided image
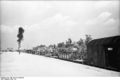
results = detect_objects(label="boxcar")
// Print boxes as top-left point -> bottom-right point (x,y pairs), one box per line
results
86,36 -> 120,71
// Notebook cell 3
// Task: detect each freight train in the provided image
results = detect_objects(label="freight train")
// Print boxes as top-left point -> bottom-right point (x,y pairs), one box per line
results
25,36 -> 120,71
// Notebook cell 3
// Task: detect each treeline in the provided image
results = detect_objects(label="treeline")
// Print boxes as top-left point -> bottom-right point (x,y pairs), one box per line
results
25,35 -> 92,63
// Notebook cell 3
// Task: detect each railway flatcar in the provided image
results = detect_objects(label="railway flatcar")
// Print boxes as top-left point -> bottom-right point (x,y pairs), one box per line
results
57,47 -> 78,60
86,36 -> 120,71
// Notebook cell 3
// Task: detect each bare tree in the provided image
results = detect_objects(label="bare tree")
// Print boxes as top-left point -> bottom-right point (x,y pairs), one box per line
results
85,35 -> 92,45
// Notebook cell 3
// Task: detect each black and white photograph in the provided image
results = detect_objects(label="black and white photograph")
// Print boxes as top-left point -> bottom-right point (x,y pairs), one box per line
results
0,0 -> 120,77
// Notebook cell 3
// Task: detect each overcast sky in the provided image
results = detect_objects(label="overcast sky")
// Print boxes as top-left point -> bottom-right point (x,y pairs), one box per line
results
1,0 -> 120,49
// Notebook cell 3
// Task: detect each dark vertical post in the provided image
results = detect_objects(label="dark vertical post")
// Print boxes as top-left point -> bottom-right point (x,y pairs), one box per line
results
17,27 -> 24,54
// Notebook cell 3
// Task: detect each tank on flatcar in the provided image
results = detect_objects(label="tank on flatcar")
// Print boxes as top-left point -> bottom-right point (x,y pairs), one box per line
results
57,47 -> 78,60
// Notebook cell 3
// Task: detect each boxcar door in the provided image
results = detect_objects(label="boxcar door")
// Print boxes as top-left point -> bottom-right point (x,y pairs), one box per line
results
105,46 -> 120,71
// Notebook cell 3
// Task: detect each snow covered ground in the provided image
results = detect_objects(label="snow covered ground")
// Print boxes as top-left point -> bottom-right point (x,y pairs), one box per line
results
1,52 -> 120,77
